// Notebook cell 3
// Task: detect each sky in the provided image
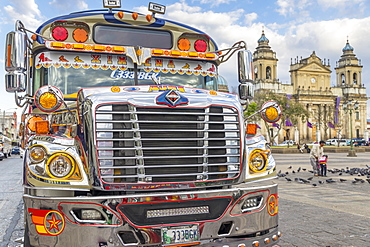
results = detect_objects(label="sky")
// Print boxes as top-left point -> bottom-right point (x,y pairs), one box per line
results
1,0 -> 370,117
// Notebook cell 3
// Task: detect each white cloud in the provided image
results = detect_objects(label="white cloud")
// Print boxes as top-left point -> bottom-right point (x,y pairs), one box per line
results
317,0 -> 365,9
276,0 -> 311,19
3,3 -> 43,31
49,0 -> 88,12
244,13 -> 258,26
197,0 -> 236,7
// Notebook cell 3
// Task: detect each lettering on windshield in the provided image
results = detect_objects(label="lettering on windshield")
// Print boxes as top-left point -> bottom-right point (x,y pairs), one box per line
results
110,71 -> 160,80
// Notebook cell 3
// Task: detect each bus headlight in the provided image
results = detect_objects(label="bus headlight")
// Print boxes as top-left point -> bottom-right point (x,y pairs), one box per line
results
249,149 -> 268,173
29,146 -> 46,163
47,153 -> 75,178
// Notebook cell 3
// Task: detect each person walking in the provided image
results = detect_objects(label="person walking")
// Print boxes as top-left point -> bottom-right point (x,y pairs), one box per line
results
309,140 -> 325,176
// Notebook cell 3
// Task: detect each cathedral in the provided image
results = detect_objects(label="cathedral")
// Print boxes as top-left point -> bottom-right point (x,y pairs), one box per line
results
252,31 -> 368,144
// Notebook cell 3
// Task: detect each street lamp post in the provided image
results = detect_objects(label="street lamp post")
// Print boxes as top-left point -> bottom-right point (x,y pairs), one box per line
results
342,100 -> 359,157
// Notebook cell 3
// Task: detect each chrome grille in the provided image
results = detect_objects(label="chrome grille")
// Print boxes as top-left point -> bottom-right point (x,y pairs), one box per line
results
95,104 -> 240,184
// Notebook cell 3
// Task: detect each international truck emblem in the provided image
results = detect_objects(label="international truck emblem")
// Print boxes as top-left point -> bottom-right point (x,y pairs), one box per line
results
156,89 -> 188,107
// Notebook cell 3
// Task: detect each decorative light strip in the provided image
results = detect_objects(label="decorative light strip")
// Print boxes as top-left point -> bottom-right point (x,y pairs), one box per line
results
45,41 -> 218,60
147,206 -> 209,218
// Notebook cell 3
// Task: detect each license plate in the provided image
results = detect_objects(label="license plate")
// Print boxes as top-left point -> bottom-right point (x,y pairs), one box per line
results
162,224 -> 199,245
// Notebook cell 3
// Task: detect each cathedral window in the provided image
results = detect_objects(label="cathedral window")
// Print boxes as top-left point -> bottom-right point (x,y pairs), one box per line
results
266,66 -> 271,79
353,73 -> 357,84
341,74 -> 345,85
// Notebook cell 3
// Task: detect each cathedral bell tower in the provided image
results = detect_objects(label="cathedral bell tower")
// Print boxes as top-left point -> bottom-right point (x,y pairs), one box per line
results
335,39 -> 363,89
253,30 -> 278,85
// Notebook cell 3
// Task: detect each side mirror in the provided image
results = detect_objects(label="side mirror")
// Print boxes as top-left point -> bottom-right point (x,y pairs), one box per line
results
237,50 -> 254,83
238,82 -> 254,100
5,31 -> 27,72
5,71 -> 26,92
5,30 -> 28,92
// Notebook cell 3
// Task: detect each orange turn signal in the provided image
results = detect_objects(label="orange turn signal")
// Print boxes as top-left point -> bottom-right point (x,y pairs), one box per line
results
246,124 -> 257,135
35,120 -> 50,134
28,116 -> 44,132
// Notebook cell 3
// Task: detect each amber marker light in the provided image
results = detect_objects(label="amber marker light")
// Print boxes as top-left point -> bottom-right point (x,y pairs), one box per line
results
118,11 -> 124,19
246,124 -> 257,135
132,13 -> 138,20
28,116 -> 44,132
35,120 -> 50,134
146,14 -> 152,22
73,28 -> 88,43
178,38 -> 191,51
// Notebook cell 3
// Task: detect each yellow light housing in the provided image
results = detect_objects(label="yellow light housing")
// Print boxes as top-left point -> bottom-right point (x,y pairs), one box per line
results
73,43 -> 85,50
113,46 -> 125,52
47,153 -> 76,179
34,86 -> 64,113
188,52 -> 198,57
93,45 -> 105,51
29,146 -> 47,163
152,49 -> 164,55
249,149 -> 268,173
205,53 -> 216,58
171,50 -> 181,56
51,42 -> 66,48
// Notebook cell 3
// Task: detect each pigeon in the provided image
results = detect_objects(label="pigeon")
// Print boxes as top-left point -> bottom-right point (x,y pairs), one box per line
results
300,178 -> 310,184
339,179 -> 347,182
297,167 -> 301,172
288,166 -> 292,169
285,177 -> 292,182
338,172 -> 342,176
302,168 -> 307,171
326,179 -> 335,183
318,180 -> 324,184
307,177 -> 313,181
312,183 -> 317,187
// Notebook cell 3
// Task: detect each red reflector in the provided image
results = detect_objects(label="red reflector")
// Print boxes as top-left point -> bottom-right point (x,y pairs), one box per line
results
194,39 -> 207,52
52,26 -> 68,41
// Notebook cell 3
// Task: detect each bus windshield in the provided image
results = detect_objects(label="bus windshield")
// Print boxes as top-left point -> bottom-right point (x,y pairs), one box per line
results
33,51 -> 220,95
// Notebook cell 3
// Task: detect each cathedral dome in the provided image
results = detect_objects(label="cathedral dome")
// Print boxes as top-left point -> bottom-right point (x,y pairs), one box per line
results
342,40 -> 354,52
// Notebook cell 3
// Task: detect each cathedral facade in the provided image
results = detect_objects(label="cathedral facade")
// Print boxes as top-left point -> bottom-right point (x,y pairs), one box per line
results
252,31 -> 368,144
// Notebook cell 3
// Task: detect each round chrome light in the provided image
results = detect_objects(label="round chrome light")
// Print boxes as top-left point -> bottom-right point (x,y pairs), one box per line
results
34,85 -> 64,113
47,153 -> 75,178
29,146 -> 46,163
